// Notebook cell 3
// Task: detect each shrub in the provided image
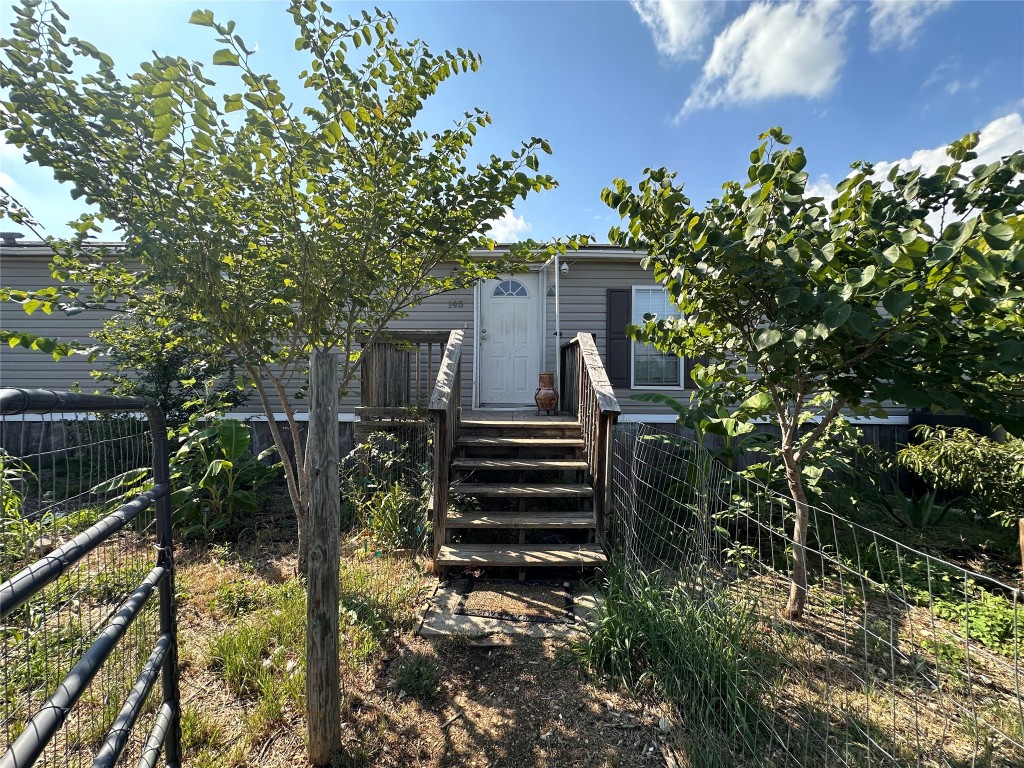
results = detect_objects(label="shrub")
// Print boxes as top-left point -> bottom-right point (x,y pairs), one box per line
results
171,415 -> 280,539
339,430 -> 429,539
1,449 -> 37,574
897,426 -> 1024,527
880,488 -> 956,529
364,483 -> 425,551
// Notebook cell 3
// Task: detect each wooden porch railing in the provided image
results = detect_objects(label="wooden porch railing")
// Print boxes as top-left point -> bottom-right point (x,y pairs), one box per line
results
426,330 -> 464,560
359,330 -> 453,409
560,332 -> 621,542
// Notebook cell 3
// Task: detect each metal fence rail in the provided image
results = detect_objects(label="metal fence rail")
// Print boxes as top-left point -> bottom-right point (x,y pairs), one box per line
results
608,422 -> 1022,768
1,389 -> 180,768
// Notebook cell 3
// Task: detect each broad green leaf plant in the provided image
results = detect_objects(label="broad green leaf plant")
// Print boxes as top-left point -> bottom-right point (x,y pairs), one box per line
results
1,0 -> 586,571
605,127 -> 1024,619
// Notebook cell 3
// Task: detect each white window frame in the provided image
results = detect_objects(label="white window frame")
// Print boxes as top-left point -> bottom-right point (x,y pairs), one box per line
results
630,285 -> 683,389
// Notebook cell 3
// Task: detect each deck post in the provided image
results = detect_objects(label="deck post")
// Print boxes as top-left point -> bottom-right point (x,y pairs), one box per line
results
427,330 -> 464,572
306,351 -> 341,766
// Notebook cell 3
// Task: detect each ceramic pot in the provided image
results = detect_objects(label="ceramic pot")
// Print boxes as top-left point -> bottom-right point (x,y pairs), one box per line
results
535,371 -> 558,415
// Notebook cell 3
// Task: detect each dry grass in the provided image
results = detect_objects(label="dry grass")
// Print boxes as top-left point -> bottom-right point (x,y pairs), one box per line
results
170,514 -> 668,767
723,569 -> 1024,767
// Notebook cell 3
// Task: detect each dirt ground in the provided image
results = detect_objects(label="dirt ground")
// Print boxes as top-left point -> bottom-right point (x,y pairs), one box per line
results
172,514 -> 670,768
341,636 -> 666,768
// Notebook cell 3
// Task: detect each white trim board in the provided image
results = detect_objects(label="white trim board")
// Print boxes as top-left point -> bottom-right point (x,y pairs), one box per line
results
222,412 -> 359,423
618,413 -> 910,426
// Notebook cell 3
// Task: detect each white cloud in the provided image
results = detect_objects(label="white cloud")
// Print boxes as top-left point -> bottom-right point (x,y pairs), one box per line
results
804,114 -> 1024,230
484,209 -> 532,243
871,113 -> 1024,180
869,0 -> 951,52
805,173 -> 838,205
945,77 -> 979,96
631,0 -> 722,60
0,170 -> 17,191
681,1 -> 853,116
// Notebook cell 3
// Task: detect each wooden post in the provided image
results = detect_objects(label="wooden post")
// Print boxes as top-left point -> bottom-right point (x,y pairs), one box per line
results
306,351 -> 341,766
432,412 -> 447,563
1018,518 -> 1024,582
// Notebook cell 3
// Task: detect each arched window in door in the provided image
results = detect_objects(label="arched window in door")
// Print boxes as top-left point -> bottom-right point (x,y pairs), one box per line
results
492,279 -> 529,298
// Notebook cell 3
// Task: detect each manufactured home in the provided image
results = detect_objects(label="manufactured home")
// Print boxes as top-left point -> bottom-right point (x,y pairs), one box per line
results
0,239 -> 706,423
1,236 -> 912,571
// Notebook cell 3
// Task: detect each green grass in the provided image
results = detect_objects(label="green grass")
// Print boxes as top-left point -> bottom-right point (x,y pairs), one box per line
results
205,551 -> 428,740
208,580 -> 306,699
212,576 -> 275,617
180,705 -> 226,752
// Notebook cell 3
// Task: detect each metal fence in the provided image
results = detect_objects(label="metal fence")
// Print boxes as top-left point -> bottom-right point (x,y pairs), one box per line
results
607,422 -> 1022,768
1,389 -> 180,768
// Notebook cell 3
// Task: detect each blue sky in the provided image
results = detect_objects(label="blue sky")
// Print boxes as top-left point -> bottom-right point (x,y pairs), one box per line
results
1,0 -> 1022,242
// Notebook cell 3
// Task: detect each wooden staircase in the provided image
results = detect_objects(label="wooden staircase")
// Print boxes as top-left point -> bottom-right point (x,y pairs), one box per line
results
435,416 -> 606,574
424,330 -> 621,577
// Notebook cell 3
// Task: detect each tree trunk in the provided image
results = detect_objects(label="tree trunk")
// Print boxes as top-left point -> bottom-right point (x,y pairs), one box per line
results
783,453 -> 810,620
296,501 -> 310,577
247,366 -> 311,574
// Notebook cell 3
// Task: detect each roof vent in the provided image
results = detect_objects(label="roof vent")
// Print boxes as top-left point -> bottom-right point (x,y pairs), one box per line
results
1,231 -> 25,246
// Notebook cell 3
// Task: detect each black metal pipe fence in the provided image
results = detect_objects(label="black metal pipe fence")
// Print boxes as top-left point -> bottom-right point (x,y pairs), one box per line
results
1,388 -> 180,768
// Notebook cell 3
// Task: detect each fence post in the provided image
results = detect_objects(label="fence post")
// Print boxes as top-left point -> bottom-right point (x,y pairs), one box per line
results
146,405 -> 182,768
306,351 -> 342,766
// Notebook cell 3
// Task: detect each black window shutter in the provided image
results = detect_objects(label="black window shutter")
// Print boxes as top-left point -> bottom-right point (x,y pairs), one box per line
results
606,289 -> 631,388
683,354 -> 707,389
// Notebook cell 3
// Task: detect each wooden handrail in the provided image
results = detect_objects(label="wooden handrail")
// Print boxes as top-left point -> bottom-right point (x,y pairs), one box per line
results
560,332 -> 621,544
358,330 -> 452,344
360,331 -> 453,409
427,330 -> 464,564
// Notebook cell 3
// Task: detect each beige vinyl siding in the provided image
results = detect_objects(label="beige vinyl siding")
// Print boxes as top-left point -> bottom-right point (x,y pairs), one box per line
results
543,258 -> 689,417
0,252 -> 688,417
0,254 -> 105,393
1,248 -> 909,424
0,252 -> 477,415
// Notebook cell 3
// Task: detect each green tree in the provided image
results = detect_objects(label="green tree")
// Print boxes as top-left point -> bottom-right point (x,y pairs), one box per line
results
604,127 -> 1024,619
91,313 -> 249,426
1,0 -> 585,570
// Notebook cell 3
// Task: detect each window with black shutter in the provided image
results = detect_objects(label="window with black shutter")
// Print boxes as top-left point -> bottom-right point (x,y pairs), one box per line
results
606,287 -> 699,389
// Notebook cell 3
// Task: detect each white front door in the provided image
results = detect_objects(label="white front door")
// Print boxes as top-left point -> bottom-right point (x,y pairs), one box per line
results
479,275 -> 540,406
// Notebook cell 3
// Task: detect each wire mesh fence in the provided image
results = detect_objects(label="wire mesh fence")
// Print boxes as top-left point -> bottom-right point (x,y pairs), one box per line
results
605,422 -> 1022,768
336,424 -> 434,669
340,424 -> 432,558
1,393 -> 179,768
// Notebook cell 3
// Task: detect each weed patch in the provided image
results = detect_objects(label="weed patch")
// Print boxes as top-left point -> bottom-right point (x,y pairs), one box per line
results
577,565 -> 772,760
395,652 -> 440,699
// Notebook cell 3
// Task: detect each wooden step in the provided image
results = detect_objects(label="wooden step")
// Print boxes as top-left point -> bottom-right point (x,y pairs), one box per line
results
460,416 -> 578,428
458,425 -> 582,439
457,437 -> 584,449
436,543 -> 607,567
452,458 -> 588,471
445,511 -> 595,529
451,482 -> 593,498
